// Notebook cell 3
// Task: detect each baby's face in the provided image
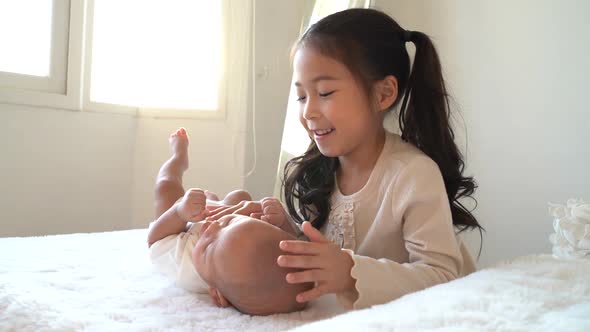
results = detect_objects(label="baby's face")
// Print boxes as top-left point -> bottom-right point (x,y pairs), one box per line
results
191,214 -> 286,286
191,214 -> 309,315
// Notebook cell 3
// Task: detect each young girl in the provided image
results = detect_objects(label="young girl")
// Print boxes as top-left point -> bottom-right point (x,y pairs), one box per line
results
207,8 -> 483,310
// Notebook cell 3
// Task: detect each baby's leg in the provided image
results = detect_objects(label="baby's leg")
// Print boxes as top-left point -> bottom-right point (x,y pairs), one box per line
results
202,189 -> 250,207
221,189 -> 252,206
154,128 -> 190,219
204,190 -> 220,202
203,190 -> 254,220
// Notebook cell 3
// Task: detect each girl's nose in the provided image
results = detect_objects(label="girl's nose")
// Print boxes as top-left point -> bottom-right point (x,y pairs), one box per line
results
302,98 -> 319,120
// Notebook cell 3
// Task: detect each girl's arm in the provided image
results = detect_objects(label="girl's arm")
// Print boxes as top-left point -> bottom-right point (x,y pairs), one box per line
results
147,203 -> 187,247
336,156 -> 464,309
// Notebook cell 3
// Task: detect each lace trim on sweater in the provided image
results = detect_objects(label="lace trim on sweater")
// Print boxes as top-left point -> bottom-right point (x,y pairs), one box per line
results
323,201 -> 356,250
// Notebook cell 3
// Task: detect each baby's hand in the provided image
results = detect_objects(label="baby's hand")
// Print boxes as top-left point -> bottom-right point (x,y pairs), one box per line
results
251,197 -> 288,228
176,188 -> 207,221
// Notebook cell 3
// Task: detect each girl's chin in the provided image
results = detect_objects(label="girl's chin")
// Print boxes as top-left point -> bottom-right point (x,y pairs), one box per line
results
316,145 -> 340,158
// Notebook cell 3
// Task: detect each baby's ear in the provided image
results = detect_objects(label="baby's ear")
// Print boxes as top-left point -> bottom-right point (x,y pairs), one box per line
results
209,287 -> 232,308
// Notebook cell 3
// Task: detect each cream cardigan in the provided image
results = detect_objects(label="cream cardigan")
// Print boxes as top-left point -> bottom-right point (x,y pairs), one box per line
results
289,132 -> 476,310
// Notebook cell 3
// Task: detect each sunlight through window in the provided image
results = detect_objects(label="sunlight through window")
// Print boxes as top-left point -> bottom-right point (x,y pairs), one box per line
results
90,0 -> 223,110
0,0 -> 52,77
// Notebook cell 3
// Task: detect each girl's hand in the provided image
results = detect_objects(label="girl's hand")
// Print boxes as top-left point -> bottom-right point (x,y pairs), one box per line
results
277,221 -> 356,303
205,200 -> 262,221
250,197 -> 288,228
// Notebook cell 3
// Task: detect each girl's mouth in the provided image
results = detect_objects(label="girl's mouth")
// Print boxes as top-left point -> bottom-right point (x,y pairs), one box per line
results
313,128 -> 335,137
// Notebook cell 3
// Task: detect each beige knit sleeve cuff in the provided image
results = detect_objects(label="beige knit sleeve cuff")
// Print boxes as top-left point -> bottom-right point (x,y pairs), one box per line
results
336,249 -> 361,309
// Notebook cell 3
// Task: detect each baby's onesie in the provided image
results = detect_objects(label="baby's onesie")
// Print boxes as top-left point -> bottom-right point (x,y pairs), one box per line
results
149,222 -> 208,293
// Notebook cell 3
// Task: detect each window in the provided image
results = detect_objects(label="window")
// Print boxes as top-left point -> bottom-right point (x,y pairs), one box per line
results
0,1 -> 52,77
0,0 -> 252,119
90,0 -> 223,111
0,0 -> 71,105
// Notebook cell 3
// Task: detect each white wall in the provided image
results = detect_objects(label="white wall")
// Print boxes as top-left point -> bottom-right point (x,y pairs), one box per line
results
0,105 -> 135,236
375,0 -> 590,266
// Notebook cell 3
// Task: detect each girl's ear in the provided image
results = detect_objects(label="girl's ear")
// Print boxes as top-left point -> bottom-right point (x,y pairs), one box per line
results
374,75 -> 398,112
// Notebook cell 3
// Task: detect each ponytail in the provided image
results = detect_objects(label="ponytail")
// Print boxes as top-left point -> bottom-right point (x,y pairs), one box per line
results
400,31 -> 482,235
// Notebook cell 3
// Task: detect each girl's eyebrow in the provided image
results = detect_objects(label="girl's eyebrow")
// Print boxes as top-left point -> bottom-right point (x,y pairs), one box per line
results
294,75 -> 339,87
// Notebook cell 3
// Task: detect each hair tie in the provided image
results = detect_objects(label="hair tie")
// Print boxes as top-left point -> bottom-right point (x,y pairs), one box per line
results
403,30 -> 413,42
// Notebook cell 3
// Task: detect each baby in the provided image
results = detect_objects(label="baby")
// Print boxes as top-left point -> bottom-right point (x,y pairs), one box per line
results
147,128 -> 311,315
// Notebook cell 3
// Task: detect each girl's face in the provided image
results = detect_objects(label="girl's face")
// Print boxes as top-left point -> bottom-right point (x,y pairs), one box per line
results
293,47 -> 383,159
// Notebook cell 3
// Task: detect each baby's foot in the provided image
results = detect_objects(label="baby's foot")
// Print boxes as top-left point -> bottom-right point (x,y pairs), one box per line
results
176,188 -> 207,221
169,127 -> 189,171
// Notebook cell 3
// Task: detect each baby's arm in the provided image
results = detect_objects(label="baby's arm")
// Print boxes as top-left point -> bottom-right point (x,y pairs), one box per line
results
147,203 -> 187,247
147,188 -> 206,247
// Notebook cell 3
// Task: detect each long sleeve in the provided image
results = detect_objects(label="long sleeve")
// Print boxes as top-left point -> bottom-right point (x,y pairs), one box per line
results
337,156 -> 464,310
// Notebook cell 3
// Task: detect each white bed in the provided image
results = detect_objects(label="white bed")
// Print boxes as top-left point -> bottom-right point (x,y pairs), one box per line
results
1,228 -> 588,331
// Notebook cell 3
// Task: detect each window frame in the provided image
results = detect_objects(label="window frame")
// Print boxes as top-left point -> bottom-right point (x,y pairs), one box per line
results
0,0 -> 251,121
0,0 -> 82,111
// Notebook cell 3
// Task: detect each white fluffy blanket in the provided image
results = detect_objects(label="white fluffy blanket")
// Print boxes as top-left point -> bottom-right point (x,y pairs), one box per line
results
292,256 -> 590,332
0,229 -> 344,331
1,229 -> 589,331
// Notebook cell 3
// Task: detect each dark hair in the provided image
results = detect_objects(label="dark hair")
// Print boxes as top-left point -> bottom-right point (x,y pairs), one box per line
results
283,9 -> 483,239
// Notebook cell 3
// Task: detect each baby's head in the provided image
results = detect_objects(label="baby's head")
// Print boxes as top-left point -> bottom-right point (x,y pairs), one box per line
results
192,215 -> 312,315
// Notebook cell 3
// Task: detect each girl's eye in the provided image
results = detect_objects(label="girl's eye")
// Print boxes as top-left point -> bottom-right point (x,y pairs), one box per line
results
296,96 -> 307,102
319,91 -> 335,97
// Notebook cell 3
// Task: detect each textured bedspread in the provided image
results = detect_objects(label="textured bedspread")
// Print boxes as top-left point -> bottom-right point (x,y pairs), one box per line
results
293,255 -> 590,332
0,229 -> 345,331
1,229 -> 588,331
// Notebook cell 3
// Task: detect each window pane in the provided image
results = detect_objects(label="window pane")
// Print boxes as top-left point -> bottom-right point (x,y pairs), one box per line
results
0,0 -> 52,77
91,0 -> 223,110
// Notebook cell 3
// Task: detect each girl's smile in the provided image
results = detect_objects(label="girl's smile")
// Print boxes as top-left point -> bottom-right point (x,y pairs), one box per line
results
312,127 -> 335,140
